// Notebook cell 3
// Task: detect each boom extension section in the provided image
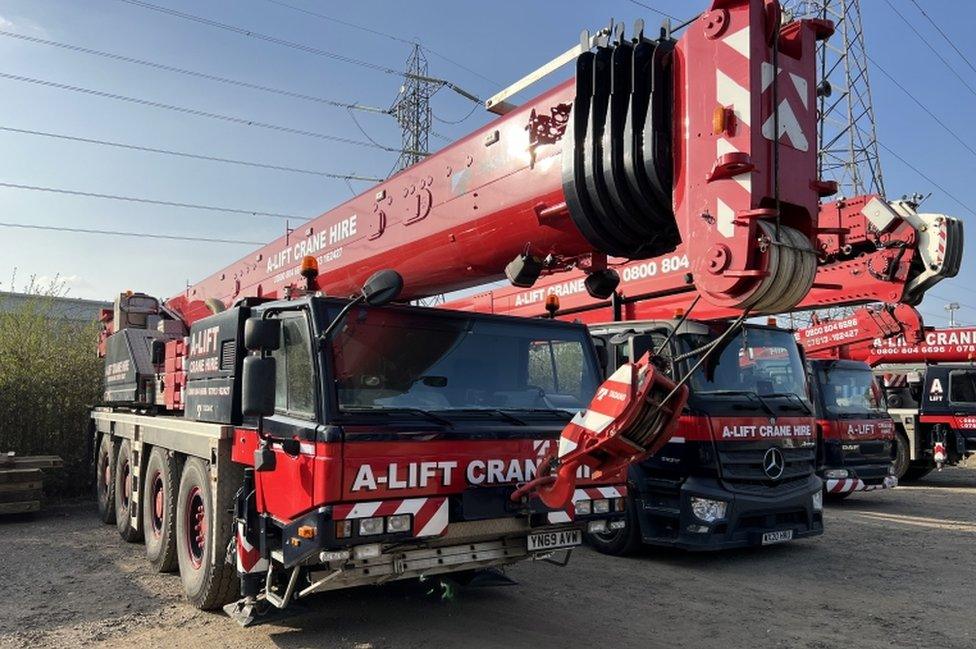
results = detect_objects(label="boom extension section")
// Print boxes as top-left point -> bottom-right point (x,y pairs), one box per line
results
799,303 -> 926,364
514,353 -> 688,509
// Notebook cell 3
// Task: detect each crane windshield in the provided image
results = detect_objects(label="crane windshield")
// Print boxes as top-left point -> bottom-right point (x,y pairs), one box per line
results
326,304 -> 600,415
816,364 -> 885,416
681,326 -> 808,400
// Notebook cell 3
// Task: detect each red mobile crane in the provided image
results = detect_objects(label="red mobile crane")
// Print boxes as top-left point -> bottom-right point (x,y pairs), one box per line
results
803,314 -> 976,480
445,195 -> 961,545
91,0 -> 827,622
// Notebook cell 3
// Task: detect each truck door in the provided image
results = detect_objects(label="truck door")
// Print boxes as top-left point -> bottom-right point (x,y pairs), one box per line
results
256,308 -> 329,519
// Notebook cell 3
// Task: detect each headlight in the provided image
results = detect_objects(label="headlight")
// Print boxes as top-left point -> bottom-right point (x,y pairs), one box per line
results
574,500 -> 592,516
812,491 -> 824,512
386,514 -> 411,533
614,497 -> 626,512
824,469 -> 849,479
690,497 -> 727,523
587,520 -> 607,534
593,498 -> 610,514
358,517 -> 384,536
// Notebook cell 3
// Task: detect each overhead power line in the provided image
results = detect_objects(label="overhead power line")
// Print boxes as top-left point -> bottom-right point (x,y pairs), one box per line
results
0,181 -> 302,221
0,125 -> 383,182
0,71 -> 406,152
877,141 -> 976,219
0,221 -> 262,245
116,0 -> 402,75
624,0 -> 679,22
0,30 -> 390,114
882,1 -> 976,100
908,0 -> 976,77
259,0 -> 500,86
867,56 -> 976,160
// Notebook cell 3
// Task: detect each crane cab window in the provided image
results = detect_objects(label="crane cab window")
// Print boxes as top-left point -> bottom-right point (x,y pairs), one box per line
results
270,313 -> 316,418
949,370 -> 976,403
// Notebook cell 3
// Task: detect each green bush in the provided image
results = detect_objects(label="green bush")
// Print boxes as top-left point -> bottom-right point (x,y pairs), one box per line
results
0,282 -> 102,498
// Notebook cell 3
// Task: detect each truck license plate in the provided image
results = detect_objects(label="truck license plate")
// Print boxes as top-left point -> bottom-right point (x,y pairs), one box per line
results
761,530 -> 793,545
527,529 -> 582,552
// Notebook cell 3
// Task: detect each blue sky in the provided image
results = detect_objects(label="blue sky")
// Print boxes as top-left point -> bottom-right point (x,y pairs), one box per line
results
0,0 -> 974,325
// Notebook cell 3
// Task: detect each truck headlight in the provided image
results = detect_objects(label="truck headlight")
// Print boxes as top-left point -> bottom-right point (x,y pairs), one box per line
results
812,491 -> 823,512
593,498 -> 610,514
690,497 -> 727,523
574,500 -> 592,516
824,469 -> 849,479
358,517 -> 384,536
386,514 -> 411,533
587,520 -> 608,534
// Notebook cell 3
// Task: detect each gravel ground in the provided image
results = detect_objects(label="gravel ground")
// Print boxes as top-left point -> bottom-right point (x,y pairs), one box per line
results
2,468 -> 975,649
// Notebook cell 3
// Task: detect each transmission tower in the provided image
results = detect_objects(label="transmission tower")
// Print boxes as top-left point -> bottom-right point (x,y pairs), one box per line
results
788,0 -> 885,197
390,44 -> 436,173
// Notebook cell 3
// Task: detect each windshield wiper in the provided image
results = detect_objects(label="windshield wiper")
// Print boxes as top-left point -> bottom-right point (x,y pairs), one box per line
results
433,408 -> 527,425
342,406 -> 454,428
764,392 -> 813,415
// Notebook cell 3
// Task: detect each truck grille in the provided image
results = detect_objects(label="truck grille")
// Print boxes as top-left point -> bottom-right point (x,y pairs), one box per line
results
717,445 -> 816,490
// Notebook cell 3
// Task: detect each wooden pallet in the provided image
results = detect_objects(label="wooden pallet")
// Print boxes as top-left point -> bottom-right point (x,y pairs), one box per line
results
0,453 -> 63,515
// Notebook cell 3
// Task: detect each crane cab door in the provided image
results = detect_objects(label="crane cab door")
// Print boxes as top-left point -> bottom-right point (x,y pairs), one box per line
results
252,308 -> 336,520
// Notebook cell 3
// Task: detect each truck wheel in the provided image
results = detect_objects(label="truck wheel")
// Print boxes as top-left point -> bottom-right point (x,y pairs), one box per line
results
176,458 -> 239,610
584,498 -> 642,556
113,439 -> 143,543
891,430 -> 910,480
95,435 -> 116,525
902,463 -> 934,482
143,447 -> 179,572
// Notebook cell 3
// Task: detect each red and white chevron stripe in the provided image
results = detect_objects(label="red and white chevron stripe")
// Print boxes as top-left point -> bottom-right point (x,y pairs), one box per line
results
825,476 -> 898,494
332,497 -> 449,538
546,485 -> 628,524
236,522 -> 268,574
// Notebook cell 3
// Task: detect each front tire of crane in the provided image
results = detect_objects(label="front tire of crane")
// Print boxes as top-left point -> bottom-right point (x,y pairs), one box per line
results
114,439 -> 143,543
892,430 -> 911,481
143,447 -> 179,572
96,435 -> 116,525
176,458 -> 239,610
584,497 -> 642,556
902,463 -> 934,482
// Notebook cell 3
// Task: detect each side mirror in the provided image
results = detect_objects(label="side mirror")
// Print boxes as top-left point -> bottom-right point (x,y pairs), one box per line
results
242,356 -> 276,417
362,269 -> 403,306
244,317 -> 280,352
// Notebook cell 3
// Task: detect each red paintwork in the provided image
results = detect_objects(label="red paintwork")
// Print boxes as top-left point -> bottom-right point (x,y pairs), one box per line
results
919,415 -> 976,430
800,304 -> 925,361
163,0 -> 823,326
444,194 -> 929,322
817,418 -> 894,442
852,327 -> 976,366
674,415 -> 814,443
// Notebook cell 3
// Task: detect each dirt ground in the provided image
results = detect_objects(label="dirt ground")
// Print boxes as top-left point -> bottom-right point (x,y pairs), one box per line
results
3,468 -> 976,649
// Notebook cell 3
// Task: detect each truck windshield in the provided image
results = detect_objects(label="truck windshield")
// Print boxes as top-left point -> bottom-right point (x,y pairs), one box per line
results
817,366 -> 885,416
327,305 -> 600,414
681,327 -> 808,399
949,370 -> 976,403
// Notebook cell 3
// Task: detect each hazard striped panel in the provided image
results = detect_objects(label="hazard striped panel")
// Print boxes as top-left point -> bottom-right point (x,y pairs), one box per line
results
825,476 -> 897,494
546,485 -> 628,524
332,497 -> 449,538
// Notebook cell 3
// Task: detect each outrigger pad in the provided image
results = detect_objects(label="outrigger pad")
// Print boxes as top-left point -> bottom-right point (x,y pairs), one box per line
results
223,598 -> 308,628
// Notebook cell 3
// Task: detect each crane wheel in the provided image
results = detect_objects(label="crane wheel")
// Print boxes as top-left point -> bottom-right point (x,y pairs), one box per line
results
95,435 -> 116,525
143,447 -> 179,572
114,439 -> 143,543
176,458 -> 239,610
891,430 -> 910,481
